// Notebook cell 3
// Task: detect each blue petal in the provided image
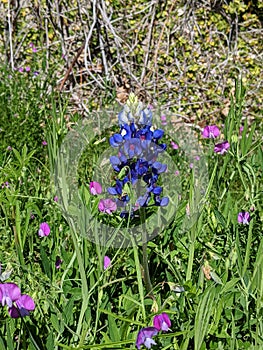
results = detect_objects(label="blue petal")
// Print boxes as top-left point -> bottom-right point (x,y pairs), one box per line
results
152,186 -> 162,195
113,133 -> 123,143
108,187 -> 118,195
160,197 -> 169,206
153,129 -> 164,139
110,156 -> 120,165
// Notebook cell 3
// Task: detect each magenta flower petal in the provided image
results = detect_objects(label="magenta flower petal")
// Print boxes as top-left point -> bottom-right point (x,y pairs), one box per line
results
214,141 -> 230,154
55,258 -> 62,269
153,312 -> 171,332
9,294 -> 35,318
0,283 -> 21,308
98,199 -> 117,214
171,141 -> 179,150
202,125 -> 220,139
38,222 -> 50,237
103,256 -> 111,270
238,212 -> 251,225
136,327 -> 158,349
89,181 -> 102,195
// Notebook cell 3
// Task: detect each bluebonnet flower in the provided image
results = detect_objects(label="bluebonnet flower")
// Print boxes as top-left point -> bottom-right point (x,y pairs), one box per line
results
107,95 -> 169,218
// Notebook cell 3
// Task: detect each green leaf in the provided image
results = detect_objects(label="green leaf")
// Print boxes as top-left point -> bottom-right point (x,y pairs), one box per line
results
40,244 -> 51,279
194,285 -> 216,350
108,315 -> 120,342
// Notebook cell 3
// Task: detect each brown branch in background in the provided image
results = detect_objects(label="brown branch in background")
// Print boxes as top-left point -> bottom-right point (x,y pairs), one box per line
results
59,43 -> 85,92
140,1 -> 156,84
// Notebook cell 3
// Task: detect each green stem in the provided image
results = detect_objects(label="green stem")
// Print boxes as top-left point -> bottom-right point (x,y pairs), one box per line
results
141,209 -> 153,297
186,226 -> 195,282
68,218 -> 89,340
242,219 -> 254,277
142,241 -> 153,296
132,237 -> 146,321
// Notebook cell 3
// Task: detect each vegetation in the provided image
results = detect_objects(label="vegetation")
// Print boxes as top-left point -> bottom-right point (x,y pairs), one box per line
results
0,1 -> 262,349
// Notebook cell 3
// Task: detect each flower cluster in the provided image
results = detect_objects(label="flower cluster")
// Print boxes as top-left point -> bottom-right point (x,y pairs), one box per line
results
136,313 -> 171,349
107,96 -> 169,218
202,125 -> 230,154
0,282 -> 35,318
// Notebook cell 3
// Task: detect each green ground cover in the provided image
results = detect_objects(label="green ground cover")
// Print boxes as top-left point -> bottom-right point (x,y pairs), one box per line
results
0,1 -> 263,349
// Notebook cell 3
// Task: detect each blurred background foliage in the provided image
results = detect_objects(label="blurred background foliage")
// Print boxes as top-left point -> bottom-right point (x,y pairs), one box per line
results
0,0 -> 262,125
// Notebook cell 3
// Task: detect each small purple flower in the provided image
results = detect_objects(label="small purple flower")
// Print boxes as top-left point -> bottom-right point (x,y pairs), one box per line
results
54,196 -> 58,202
153,313 -> 171,332
7,146 -> 12,151
25,66 -> 30,72
9,294 -> 35,318
238,212 -> 251,225
202,125 -> 220,139
42,140 -> 47,146
89,181 -> 102,195
18,67 -> 24,73
103,256 -> 111,270
160,115 -> 167,125
55,257 -> 62,269
214,141 -> 230,154
38,222 -> 50,237
239,126 -> 244,134
171,141 -> 179,150
98,199 -> 117,214
175,170 -> 180,176
33,71 -> 39,76
0,283 -> 21,308
2,182 -> 10,189
189,163 -> 194,169
136,327 -> 158,349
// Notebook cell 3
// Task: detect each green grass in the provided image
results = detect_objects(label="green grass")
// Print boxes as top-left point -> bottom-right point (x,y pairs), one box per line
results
0,65 -> 263,350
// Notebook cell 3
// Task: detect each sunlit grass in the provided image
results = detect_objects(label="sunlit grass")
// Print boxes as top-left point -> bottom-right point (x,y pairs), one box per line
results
0,67 -> 262,350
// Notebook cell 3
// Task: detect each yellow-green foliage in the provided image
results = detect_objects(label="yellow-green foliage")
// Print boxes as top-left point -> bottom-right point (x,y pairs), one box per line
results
0,0 -> 262,121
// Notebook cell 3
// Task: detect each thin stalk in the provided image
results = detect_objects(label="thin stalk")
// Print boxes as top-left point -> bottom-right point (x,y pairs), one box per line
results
68,218 -> 89,340
141,209 -> 153,297
186,227 -> 195,282
132,236 -> 146,321
242,219 -> 254,277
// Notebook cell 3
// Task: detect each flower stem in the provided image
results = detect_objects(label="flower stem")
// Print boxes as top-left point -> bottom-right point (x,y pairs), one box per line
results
141,209 -> 154,298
